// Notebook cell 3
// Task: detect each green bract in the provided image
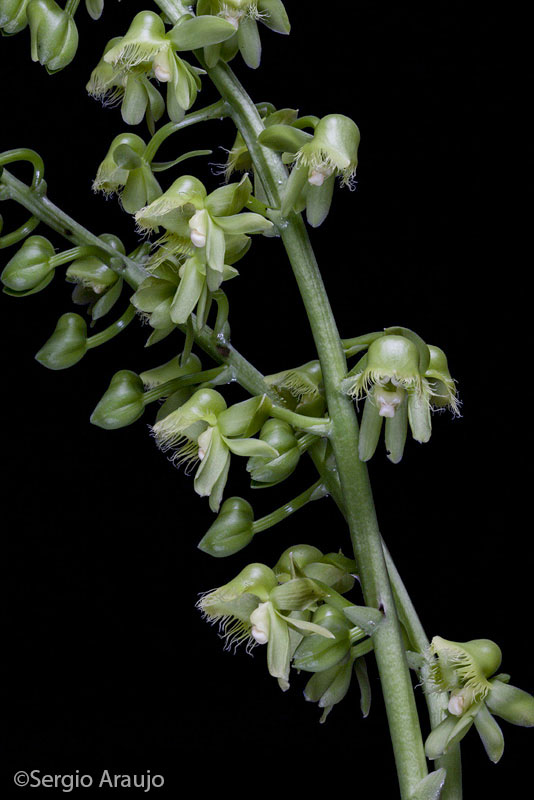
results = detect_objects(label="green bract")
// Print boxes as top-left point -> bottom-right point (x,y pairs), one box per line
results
27,0 -> 78,73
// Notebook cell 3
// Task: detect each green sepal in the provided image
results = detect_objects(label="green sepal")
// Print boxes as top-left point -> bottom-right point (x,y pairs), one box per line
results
91,276 -> 124,322
217,394 -> 272,438
170,256 -> 205,324
385,394 -> 408,463
343,605 -> 383,636
474,703 -> 505,763
168,14 -> 236,51
35,312 -> 87,370
258,0 -> 290,34
0,0 -> 30,34
306,173 -> 335,228
206,175 -> 252,217
237,15 -> 261,69
214,212 -> 273,236
90,370 -> 145,430
358,396 -> 383,462
281,161 -> 308,216
85,0 -> 103,21
269,578 -> 328,612
407,392 -> 432,443
223,436 -> 278,459
194,425 -> 231,511
113,143 -> 144,171
486,679 -> 534,727
304,655 -> 353,723
409,769 -> 447,800
258,124 -> 313,153
354,657 -> 371,717
198,496 -> 255,557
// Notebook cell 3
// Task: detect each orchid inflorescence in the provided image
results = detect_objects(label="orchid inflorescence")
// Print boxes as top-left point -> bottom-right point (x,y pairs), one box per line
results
1,2 -> 531,797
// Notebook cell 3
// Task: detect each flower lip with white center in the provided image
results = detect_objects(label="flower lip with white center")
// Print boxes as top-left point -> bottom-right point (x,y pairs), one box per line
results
251,626 -> 268,644
190,229 -> 207,248
308,166 -> 333,186
197,427 -> 213,461
152,50 -> 172,83
375,387 -> 404,418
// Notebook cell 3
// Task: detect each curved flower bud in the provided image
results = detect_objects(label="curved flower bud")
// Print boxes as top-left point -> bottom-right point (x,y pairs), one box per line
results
27,0 -> 78,73
218,394 -> 272,438
292,605 -> 353,673
273,544 -> 324,581
35,312 -> 87,370
90,370 -> 145,430
1,234 -> 55,292
198,496 -> 255,557
0,0 -> 30,34
247,418 -> 301,485
139,352 -> 202,389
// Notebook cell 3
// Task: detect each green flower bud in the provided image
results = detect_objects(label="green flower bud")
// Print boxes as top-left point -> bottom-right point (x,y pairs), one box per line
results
304,654 -> 353,723
90,370 -> 145,430
486,679 -> 534,727
139,352 -> 202,389
0,0 -> 30,34
35,312 -> 87,370
429,636 -> 503,712
85,0 -> 103,21
1,234 -> 55,292
27,0 -> 78,73
247,419 -> 301,486
293,605 -> 352,672
198,496 -> 255,557
273,544 -> 323,581
217,394 -> 272,438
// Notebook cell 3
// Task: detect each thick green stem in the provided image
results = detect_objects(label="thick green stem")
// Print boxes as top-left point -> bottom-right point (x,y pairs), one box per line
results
202,56 -> 428,800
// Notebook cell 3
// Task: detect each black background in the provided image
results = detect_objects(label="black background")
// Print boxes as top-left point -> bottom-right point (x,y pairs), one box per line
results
1,2 -> 529,797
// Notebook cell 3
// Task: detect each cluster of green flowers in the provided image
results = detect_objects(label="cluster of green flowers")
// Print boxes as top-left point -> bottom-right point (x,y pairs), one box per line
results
425,637 -> 534,763
198,543 -> 376,722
